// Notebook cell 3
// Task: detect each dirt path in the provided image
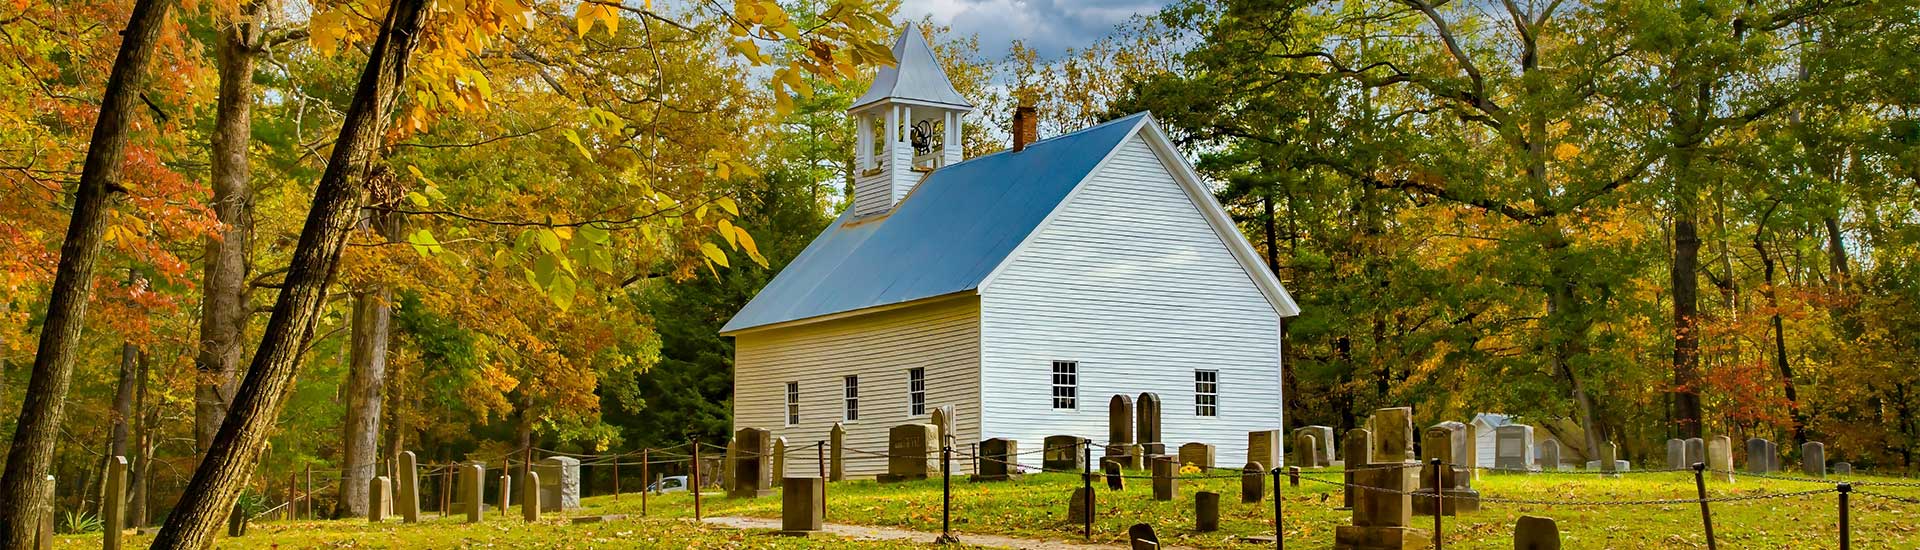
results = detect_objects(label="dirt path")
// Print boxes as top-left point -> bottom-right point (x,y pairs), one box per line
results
700,516 -> 1173,549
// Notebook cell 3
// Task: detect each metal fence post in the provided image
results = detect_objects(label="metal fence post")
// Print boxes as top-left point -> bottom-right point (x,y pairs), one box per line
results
692,436 -> 704,521
1083,441 -> 1094,540
1430,458 -> 1443,550
1693,462 -> 1716,550
1272,467 -> 1283,550
938,444 -> 958,544
1838,482 -> 1851,550
818,441 -> 828,522
641,448 -> 649,517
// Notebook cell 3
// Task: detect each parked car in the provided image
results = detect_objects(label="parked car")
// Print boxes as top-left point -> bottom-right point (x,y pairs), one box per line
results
646,475 -> 689,494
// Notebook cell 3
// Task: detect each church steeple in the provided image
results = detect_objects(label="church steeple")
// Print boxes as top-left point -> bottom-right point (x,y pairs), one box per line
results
849,28 -> 971,218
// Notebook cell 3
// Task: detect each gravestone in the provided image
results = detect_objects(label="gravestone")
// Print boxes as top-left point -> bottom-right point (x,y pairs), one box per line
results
1137,393 -> 1164,455
1242,462 -> 1265,503
1294,433 -> 1320,468
1297,425 -> 1336,465
460,464 -> 484,523
1150,455 -> 1178,501
1342,429 -> 1373,508
1537,440 -> 1561,471
770,438 -> 787,488
1514,515 -> 1561,550
1372,407 -> 1415,461
536,456 -> 582,512
1106,443 -> 1144,470
1745,438 -> 1771,474
879,424 -> 937,483
1042,435 -> 1089,472
521,471 -> 541,521
397,451 -> 420,523
1068,486 -> 1094,523
1765,440 -> 1780,472
1494,425 -> 1535,471
1129,523 -> 1160,550
1708,436 -> 1734,482
1834,462 -> 1853,476
730,427 -> 774,497
1430,421 -> 1471,469
1195,491 -> 1220,532
105,456 -> 126,550
1336,455 -> 1429,549
1109,395 -> 1135,445
781,477 -> 825,533
1104,460 -> 1125,491
1248,430 -> 1281,470
1178,442 -> 1216,470
1462,423 -> 1479,480
384,476 -> 395,517
1595,442 -> 1624,478
1802,441 -> 1826,478
1685,438 -> 1706,468
369,476 -> 390,523
829,423 -> 846,482
1666,439 -> 1686,470
1415,424 -> 1479,516
975,438 -> 1020,481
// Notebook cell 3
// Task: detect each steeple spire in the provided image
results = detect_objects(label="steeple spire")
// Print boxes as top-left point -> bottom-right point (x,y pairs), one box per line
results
848,27 -> 971,218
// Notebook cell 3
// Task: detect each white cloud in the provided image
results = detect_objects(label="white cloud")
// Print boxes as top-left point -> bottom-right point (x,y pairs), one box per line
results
898,0 -> 1172,59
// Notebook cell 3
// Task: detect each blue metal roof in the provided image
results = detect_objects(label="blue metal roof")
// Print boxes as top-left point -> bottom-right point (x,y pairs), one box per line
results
721,112 -> 1151,333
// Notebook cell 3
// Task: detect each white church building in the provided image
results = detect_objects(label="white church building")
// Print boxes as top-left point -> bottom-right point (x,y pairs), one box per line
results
721,29 -> 1300,476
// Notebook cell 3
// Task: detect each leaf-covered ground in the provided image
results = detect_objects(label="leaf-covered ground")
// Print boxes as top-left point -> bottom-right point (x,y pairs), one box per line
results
56,467 -> 1920,548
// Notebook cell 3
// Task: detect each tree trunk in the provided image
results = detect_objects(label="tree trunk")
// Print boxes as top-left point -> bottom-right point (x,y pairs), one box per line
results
1671,215 -> 1704,438
0,0 -> 174,543
93,311 -> 141,517
336,211 -> 401,518
131,351 -> 151,527
150,1 -> 428,546
197,8 -> 260,456
1755,225 -> 1808,446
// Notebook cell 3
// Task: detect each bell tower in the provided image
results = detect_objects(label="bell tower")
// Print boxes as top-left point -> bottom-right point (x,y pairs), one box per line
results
849,28 -> 972,218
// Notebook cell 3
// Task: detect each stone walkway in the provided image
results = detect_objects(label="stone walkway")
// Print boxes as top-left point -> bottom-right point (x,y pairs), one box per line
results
701,516 -> 1170,549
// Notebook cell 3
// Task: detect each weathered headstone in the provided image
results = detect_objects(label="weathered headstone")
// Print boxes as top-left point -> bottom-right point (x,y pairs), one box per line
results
1178,442 -> 1216,470
397,451 -> 420,523
730,427 -> 774,497
1834,462 -> 1853,476
383,476 -> 395,517
1109,395 -> 1135,445
1802,441 -> 1826,478
1150,455 -> 1178,501
1537,440 -> 1562,471
1765,440 -> 1780,472
460,464 -> 484,523
105,456 -> 126,550
1372,407 -> 1415,461
1708,436 -> 1734,482
1297,425 -> 1336,465
1415,424 -> 1479,516
1068,486 -> 1094,523
1601,442 -> 1620,478
1103,459 -> 1125,490
770,438 -> 787,488
521,471 -> 541,521
536,456 -> 581,512
1042,435 -> 1089,472
878,423 -> 937,483
781,477 -> 824,533
1666,439 -> 1687,470
1293,433 -> 1320,468
1342,429 -> 1373,508
829,422 -> 846,482
975,438 -> 1020,481
1336,458 -> 1429,549
1242,462 -> 1266,503
1248,430 -> 1281,470
1137,393 -> 1164,455
1462,422 -> 1479,480
1494,425 -> 1535,472
1128,523 -> 1160,550
1195,491 -> 1220,532
369,476 -> 390,523
1685,438 -> 1706,468
1514,515 -> 1561,550
1745,438 -> 1771,474
1431,421 -> 1471,469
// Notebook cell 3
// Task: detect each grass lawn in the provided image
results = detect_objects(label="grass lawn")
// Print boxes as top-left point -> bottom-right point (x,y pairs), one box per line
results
55,467 -> 1920,548
588,467 -> 1920,549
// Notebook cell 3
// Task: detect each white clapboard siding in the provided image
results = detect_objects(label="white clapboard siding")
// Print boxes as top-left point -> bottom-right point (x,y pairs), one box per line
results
979,133 -> 1282,468
733,295 -> 982,477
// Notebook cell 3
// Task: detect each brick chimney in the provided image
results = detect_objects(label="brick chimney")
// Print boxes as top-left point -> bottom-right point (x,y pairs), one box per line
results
1011,105 -> 1038,152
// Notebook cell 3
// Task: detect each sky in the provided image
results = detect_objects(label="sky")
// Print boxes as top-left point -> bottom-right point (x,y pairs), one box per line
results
897,0 -> 1175,59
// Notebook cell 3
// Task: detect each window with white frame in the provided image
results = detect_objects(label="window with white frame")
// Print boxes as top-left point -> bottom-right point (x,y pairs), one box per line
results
1195,369 -> 1219,417
908,367 -> 927,416
1051,361 -> 1078,410
784,382 -> 800,426
843,375 -> 860,421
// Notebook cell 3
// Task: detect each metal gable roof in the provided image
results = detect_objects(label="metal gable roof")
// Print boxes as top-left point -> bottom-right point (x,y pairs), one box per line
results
720,113 -> 1150,334
849,29 -> 973,112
